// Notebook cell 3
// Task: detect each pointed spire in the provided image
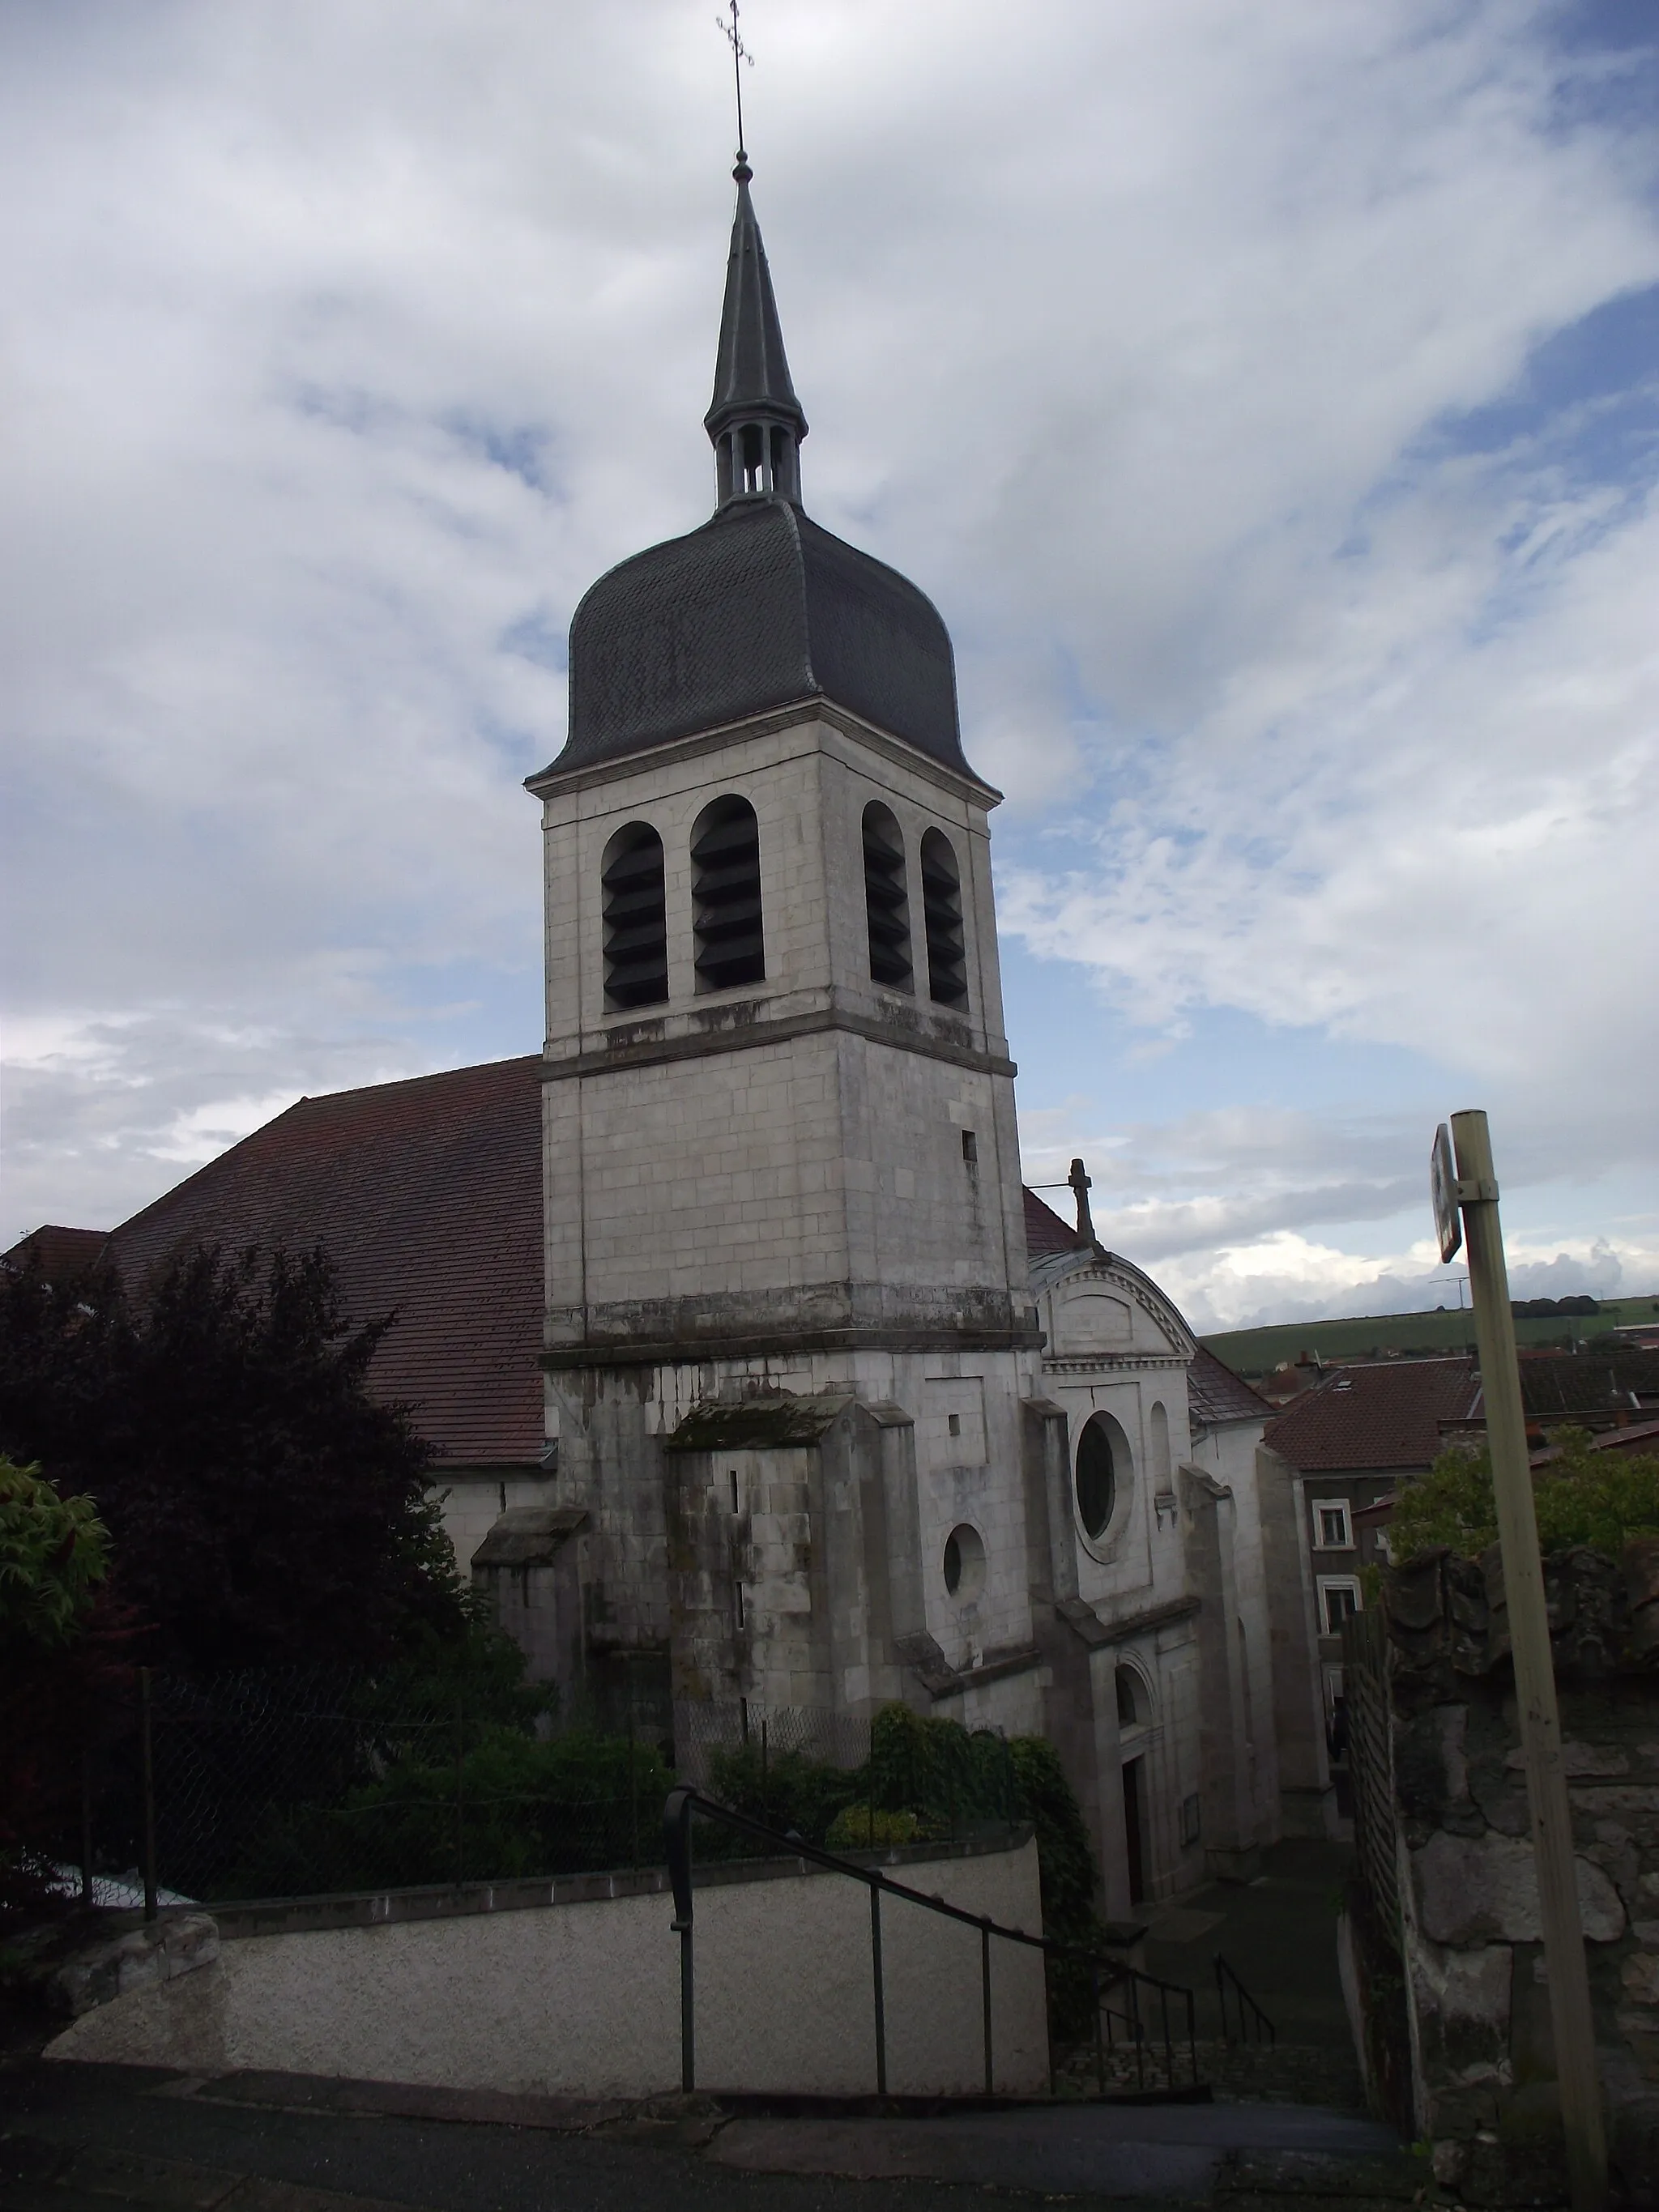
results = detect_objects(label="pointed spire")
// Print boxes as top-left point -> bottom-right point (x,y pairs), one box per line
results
706,161 -> 807,506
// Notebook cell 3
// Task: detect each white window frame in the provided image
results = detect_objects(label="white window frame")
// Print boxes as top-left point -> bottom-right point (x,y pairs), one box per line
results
1311,1497 -> 1352,1549
1317,1575 -> 1362,1636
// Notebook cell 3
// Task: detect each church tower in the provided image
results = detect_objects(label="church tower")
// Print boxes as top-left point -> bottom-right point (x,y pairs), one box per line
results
527,160 -> 1048,1740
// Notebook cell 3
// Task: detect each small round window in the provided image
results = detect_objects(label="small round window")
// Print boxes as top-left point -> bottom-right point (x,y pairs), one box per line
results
943,1522 -> 986,1602
1076,1417 -> 1118,1539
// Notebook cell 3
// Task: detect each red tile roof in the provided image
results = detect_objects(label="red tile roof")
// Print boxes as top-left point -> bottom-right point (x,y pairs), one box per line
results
1023,1186 -> 1083,1259
1187,1345 -> 1270,1428
2,1225 -> 109,1280
1264,1356 -> 1478,1475
104,1058 -> 546,1468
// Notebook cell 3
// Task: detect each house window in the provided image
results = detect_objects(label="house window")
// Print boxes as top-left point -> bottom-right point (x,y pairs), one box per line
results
690,795 -> 765,991
1318,1577 -> 1362,1635
1115,1666 -> 1142,1726
919,828 -> 968,1008
600,822 -> 668,1009
861,803 -> 913,991
1312,1498 -> 1351,1549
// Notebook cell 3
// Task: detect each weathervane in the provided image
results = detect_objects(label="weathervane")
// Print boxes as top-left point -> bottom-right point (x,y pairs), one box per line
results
714,1 -> 754,165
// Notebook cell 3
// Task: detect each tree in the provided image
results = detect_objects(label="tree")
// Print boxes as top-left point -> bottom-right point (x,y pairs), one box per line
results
0,1243 -> 470,1673
1390,1428 -> 1659,1562
0,1457 -> 130,1914
0,1455 -> 109,1646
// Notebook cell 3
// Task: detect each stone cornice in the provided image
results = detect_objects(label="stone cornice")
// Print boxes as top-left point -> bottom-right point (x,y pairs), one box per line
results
527,697 -> 1004,811
542,1319 -> 1043,1370
1041,1355 -> 1189,1375
1056,1593 -> 1201,1650
540,1005 -> 1017,1083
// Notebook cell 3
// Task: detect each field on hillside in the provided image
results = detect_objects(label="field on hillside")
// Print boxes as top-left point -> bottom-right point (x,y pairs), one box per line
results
1202,1294 -> 1659,1379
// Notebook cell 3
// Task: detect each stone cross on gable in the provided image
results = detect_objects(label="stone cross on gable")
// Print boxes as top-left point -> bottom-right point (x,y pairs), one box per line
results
1068,1157 -> 1094,1245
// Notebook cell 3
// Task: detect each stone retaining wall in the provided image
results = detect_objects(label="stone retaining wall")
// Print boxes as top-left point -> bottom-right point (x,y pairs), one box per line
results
1371,1542 -> 1659,2206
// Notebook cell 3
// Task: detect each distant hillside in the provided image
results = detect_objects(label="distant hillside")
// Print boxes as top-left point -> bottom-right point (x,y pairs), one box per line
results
1201,1295 -> 1659,1379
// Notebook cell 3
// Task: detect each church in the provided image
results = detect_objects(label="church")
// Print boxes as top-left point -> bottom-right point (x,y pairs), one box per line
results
66,156 -> 1323,1916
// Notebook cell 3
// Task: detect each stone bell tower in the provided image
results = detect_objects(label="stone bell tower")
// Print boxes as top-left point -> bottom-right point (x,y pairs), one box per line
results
526,158 -> 1047,1740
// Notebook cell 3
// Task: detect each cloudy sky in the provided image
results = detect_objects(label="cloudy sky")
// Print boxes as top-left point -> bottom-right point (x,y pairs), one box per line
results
3,0 -> 1656,1330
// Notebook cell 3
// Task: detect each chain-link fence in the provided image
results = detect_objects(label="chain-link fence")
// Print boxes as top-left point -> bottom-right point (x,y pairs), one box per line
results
41,1669 -> 1022,1911
673,1697 -> 872,1786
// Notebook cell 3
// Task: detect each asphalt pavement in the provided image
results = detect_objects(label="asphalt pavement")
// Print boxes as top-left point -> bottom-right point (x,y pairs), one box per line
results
1,2061 -> 1414,2212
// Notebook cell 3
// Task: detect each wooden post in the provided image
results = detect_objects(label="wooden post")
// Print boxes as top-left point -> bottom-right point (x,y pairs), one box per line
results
1451,1110 -> 1606,2212
453,1693 -> 465,1890
139,1667 -> 158,1924
79,1741 -> 94,1908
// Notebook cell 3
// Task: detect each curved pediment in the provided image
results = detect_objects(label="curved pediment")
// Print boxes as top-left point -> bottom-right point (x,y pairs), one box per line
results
1038,1252 -> 1196,1366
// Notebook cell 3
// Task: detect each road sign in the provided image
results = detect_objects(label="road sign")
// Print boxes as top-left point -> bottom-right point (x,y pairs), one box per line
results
1431,1122 -> 1462,1264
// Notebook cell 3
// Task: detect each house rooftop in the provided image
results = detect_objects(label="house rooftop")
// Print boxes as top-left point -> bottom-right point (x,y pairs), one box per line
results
1188,1345 -> 1270,1429
1022,1186 -> 1083,1259
2,1225 -> 109,1281
103,1057 -> 547,1469
1264,1355 -> 1478,1475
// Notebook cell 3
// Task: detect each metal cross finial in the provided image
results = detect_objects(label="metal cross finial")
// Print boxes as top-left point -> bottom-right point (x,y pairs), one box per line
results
715,2 -> 754,164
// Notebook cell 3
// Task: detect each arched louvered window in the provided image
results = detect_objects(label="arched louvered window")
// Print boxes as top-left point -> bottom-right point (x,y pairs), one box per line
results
919,829 -> 968,1008
691,795 -> 765,991
601,822 -> 667,1009
862,803 -> 912,991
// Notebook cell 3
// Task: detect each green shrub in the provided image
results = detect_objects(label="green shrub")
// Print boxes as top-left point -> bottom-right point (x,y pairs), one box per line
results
701,1702 -> 1106,2041
226,1725 -> 673,1900
704,1741 -> 862,1846
1391,1430 -> 1659,1562
867,1703 -> 1021,1828
824,1804 -> 926,1850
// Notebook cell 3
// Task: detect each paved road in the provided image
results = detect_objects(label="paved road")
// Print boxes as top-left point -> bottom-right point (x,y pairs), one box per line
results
1140,1839 -> 1354,2050
2,2062 -> 1412,2211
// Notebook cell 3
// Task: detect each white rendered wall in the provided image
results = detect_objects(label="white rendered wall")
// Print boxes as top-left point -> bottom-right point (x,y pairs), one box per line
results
47,1841 -> 1047,2099
433,1473 -> 558,1575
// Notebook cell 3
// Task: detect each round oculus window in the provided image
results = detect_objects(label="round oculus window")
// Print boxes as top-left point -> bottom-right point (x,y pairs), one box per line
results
1076,1418 -> 1117,1540
943,1522 -> 986,1602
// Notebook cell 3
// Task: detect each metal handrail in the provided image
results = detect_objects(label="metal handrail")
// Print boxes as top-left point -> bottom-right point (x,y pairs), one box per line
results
663,1784 -> 1200,2099
1213,1952 -> 1275,2046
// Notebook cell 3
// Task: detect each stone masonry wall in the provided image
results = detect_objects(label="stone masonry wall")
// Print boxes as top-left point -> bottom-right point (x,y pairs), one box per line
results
1374,1541 -> 1659,2207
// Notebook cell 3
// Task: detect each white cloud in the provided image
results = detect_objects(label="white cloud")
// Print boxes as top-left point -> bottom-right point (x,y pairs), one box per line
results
0,0 -> 1654,1323
1149,1230 -> 1658,1335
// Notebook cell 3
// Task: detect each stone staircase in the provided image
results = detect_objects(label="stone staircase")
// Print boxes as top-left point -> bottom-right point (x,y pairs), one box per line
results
1056,2032 -> 1369,2110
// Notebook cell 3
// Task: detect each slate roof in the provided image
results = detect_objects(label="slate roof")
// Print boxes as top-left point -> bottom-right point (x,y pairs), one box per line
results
1187,1345 -> 1270,1429
544,498 -> 969,780
2,1225 -> 109,1281
103,1058 -> 546,1469
1263,1356 -> 1478,1475
535,166 -> 971,785
1500,1351 -> 1659,1419
705,167 -> 805,442
1023,1186 -> 1084,1259
1021,1185 -> 1084,1256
